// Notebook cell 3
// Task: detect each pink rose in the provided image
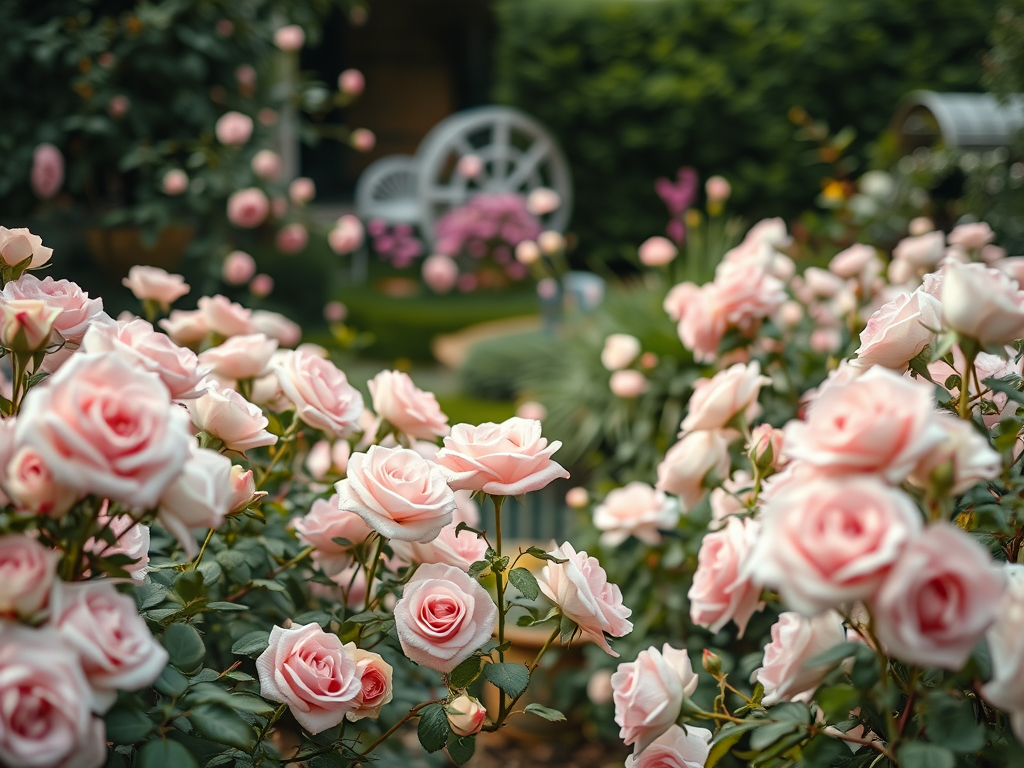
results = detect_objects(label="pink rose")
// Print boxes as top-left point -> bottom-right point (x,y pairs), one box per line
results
276,223 -> 309,254
0,299 -> 62,352
215,111 -> 253,146
49,580 -> 168,711
747,474 -> 922,615
338,68 -> 365,95
351,128 -> 376,152
893,231 -> 945,269
626,725 -> 713,768
755,611 -> 847,706
186,380 -> 278,453
436,417 -> 570,496
664,282 -> 698,323
275,349 -> 364,436
17,352 -> 192,508
0,535 -> 58,616
537,542 -> 632,656
593,482 -> 679,546
198,295 -> 256,337
851,288 -> 941,370
675,286 -> 727,362
870,523 -> 1005,670
908,412 -> 1000,494
601,334 -> 642,371
306,440 -> 334,480
941,260 -> 1024,345
681,362 -> 770,432
0,227 -> 53,269
251,274 -> 274,297
612,644 -> 698,754
83,510 -> 150,580
227,188 -> 270,228
257,622 -> 361,733
391,491 -> 487,570
162,169 -> 189,195
342,644 -> 393,721
251,150 -> 282,182
422,254 -> 459,293
782,365 -> 946,483
638,236 -> 678,267
121,265 -> 190,308
394,563 -> 497,672
156,442 -> 235,557
335,445 -> 456,542
252,310 -> 301,347
0,623 -> 106,768
655,429 -> 733,511
30,143 -> 64,199
748,424 -> 784,469
159,309 -> 209,346
828,244 -> 876,279
610,369 -> 649,398
228,465 -> 262,513
294,494 -> 374,576
948,222 -> 995,250
273,25 -> 306,51
328,215 -> 365,255
705,175 -> 731,203
981,566 -> 1024,740
81,318 -> 205,400
368,370 -> 449,439
199,333 -> 278,380
222,250 -> 257,285
5,446 -> 78,517
688,517 -> 763,636
446,695 -> 487,736
289,177 -> 316,205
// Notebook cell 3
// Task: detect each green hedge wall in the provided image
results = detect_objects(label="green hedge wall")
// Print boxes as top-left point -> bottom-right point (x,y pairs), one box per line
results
494,0 -> 998,261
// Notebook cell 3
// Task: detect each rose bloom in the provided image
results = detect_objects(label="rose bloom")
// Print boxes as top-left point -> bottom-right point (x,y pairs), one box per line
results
5,446 -> 78,517
328,215 -> 365,255
0,622 -> 106,768
121,265 -> 190,308
276,349 -> 364,436
81,318 -> 206,400
593,482 -> 680,546
0,227 -> 53,269
422,254 -> 459,293
655,429 -> 733,511
755,611 -> 847,706
689,517 -> 763,636
335,445 -> 456,542
981,565 -> 1024,741
199,333 -> 278,380
198,294 -> 256,337
893,230 -> 945,269
251,150 -> 282,181
160,309 -> 209,346
638,236 -> 678,267
0,535 -> 58,616
186,380 -> 278,453
215,111 -> 253,146
162,168 -> 189,195
391,490 -> 488,570
222,250 -> 257,285
274,24 -> 306,51
851,288 -> 941,370
748,423 -> 784,470
0,299 -> 61,352
948,222 -> 995,250
306,440 -> 334,480
157,442 -> 235,557
257,622 -> 361,733
681,361 -> 770,432
368,369 -> 449,439
252,309 -> 301,347
293,494 -> 374,576
870,522 -> 1005,670
747,474 -> 922,615
601,333 -> 642,371
515,240 -> 540,265
251,275 -> 274,297
663,282 -> 697,323
538,542 -> 633,656
83,509 -> 150,580
610,369 -> 649,398
50,580 -> 169,712
526,186 -> 561,215
908,412 -> 1000,494
393,562 -> 498,672
342,644 -> 393,721
676,286 -> 727,363
227,187 -> 270,228
625,724 -> 713,768
437,417 -> 570,496
782,365 -> 946,483
276,223 -> 309,254
289,177 -> 316,205
30,143 -> 64,199
612,644 -> 698,754
447,695 -> 487,736
350,128 -> 376,152
941,260 -> 1024,346
229,464 -> 263,513
338,68 -> 365,95
17,352 -> 192,509
829,244 -> 876,280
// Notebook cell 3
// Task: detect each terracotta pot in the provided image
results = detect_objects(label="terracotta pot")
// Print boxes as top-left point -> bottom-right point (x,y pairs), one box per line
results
84,225 -> 193,278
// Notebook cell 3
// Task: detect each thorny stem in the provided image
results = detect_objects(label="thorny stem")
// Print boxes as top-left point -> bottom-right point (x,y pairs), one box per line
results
492,495 -> 508,724
356,700 -> 444,761
483,625 -> 561,732
257,418 -> 300,488
363,536 -> 385,613
957,343 -> 979,420
191,529 -> 216,570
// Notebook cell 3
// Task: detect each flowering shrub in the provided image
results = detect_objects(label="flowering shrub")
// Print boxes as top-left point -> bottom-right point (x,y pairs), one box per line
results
0,223 -> 624,768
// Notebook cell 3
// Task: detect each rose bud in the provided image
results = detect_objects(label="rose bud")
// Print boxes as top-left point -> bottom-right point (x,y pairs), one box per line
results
446,695 -> 487,736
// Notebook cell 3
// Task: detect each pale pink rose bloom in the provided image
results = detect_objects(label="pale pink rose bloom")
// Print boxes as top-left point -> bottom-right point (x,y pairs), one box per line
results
394,563 -> 497,671
803,267 -> 846,299
276,223 -> 308,254
332,440 -> 352,474
829,244 -> 876,279
186,380 -> 278,453
338,68 -> 365,95
162,168 -> 189,195
908,412 -> 1000,494
30,143 -> 64,199
525,187 -> 560,216
83,509 -> 150,580
0,623 -> 106,767
705,175 -> 731,203
273,24 -> 306,51
887,257 -> 917,286
909,216 -> 934,236
0,535 -> 58,616
17,352 -> 192,508
198,294 -> 256,337
368,370 -> 449,439
391,491 -> 488,570
257,622 -> 361,733
755,611 -> 847,706
49,580 -> 168,712
893,230 -> 945,269
222,251 -> 257,285
252,309 -> 301,347
713,260 -> 788,330
682,362 -> 770,432
215,111 -> 253,145
294,494 -> 374,576
783,365 -> 945,483
228,465 -> 262,513
610,369 -> 648,398
328,215 -> 365,255
422,254 -> 459,293
676,288 -> 727,362
948,222 -> 995,250
593,482 -> 679,546
289,177 -> 316,205
156,442 -> 235,557
747,475 -> 921,615
81,318 -> 206,400
248,151 -> 281,184
436,417 -> 570,496
689,517 -> 763,636
981,565 -> 1024,740
537,542 -> 633,656
350,128 -> 376,152
324,301 -> 347,323
663,282 -> 698,323
457,154 -> 484,179
446,694 -> 487,735
227,187 -> 270,228
655,429 -> 733,511
601,333 -> 642,371
335,445 -> 456,542
810,327 -> 841,354
160,309 -> 209,346
516,400 -> 547,421
851,288 -> 941,370
871,522 -> 1005,670
0,227 -> 53,268
626,724 -> 713,768
342,644 -> 393,721
566,486 -> 590,509
200,333 -> 278,380
612,644 -> 698,753
306,440 -> 334,480
942,260 -> 1024,345
276,350 -> 364,436
638,236 -> 678,267
5,446 -> 78,517
0,299 -> 62,352
250,274 -> 274,297
122,265 -> 190,308
981,244 -> 1007,264
587,668 -> 614,704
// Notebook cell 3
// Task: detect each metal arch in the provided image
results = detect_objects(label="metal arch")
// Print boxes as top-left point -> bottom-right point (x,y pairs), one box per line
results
354,154 -> 421,225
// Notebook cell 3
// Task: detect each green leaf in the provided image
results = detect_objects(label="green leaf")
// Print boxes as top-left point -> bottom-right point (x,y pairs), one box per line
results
137,739 -> 199,768
526,546 -> 567,563
803,642 -> 860,670
447,732 -> 476,766
768,702 -> 811,724
417,703 -> 450,753
508,568 -> 540,600
104,705 -> 153,744
559,614 -> 579,645
231,630 -> 270,657
163,623 -> 205,674
484,662 -> 530,698
923,692 -> 986,753
749,720 -> 800,751
175,569 -> 206,602
467,560 -> 490,578
153,666 -> 189,697
454,521 -> 486,539
136,582 -> 169,610
524,703 -> 565,722
189,703 -> 256,753
898,742 -> 955,768
706,720 -> 765,768
205,601 -> 250,612
850,647 -> 880,689
815,684 -> 861,723
230,693 -> 278,715
448,655 -> 483,690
